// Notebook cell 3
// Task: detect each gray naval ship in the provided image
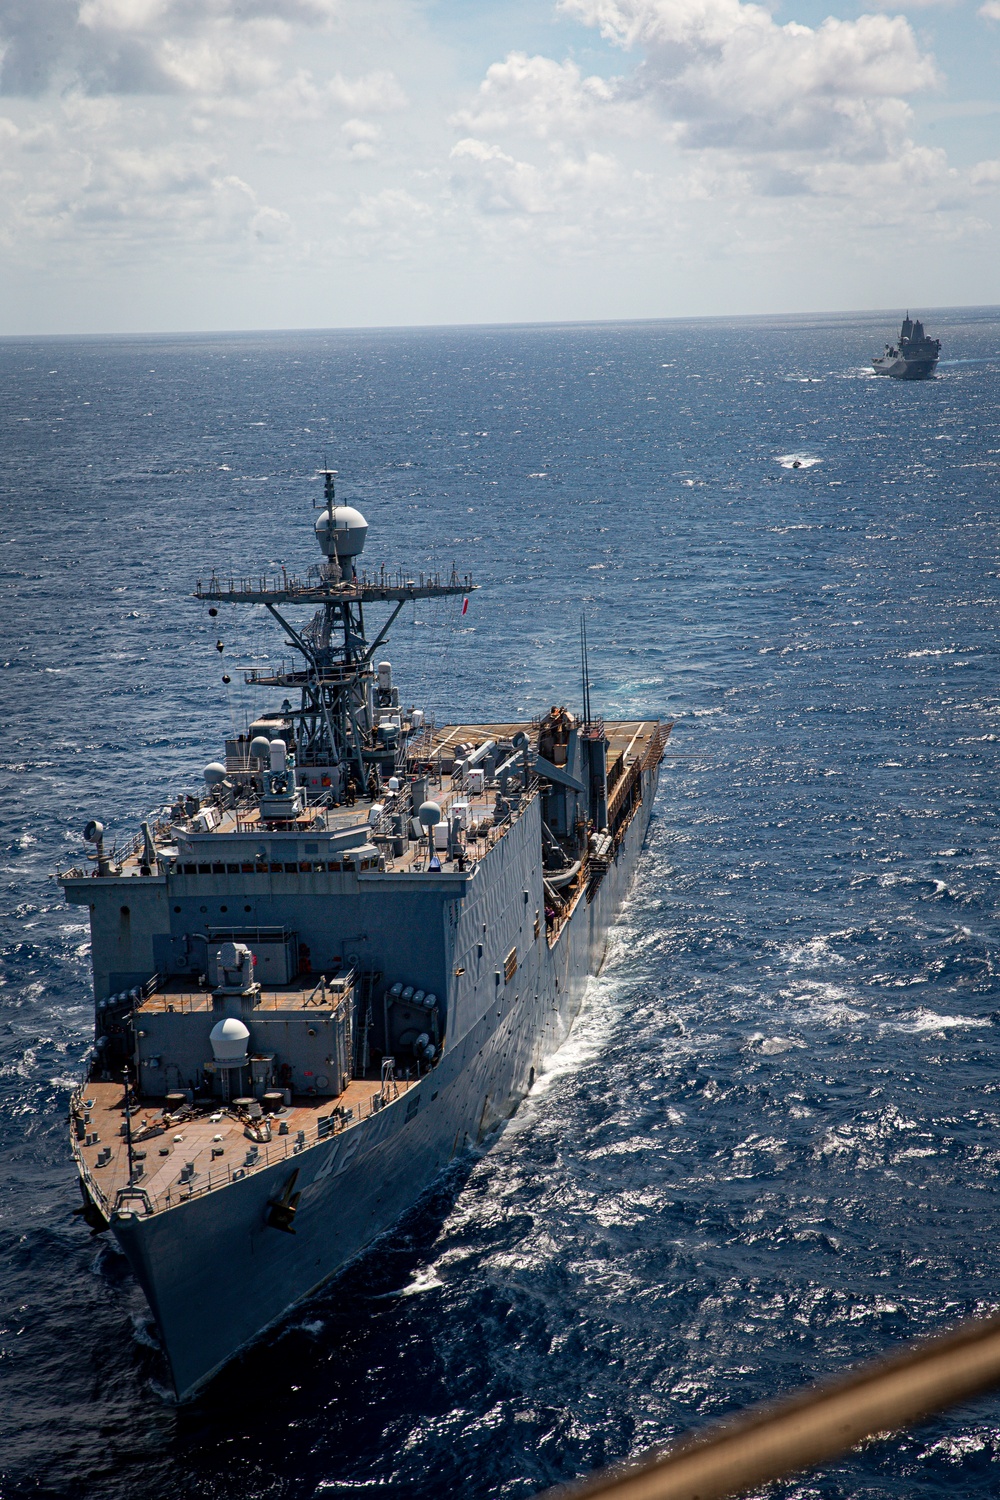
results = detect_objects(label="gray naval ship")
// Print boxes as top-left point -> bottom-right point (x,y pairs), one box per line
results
60,475 -> 668,1400
871,312 -> 941,379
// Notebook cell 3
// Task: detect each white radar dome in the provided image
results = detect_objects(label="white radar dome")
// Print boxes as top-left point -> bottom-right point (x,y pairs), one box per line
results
418,800 -> 442,828
209,1017 -> 250,1064
203,762 -> 228,786
315,505 -> 368,560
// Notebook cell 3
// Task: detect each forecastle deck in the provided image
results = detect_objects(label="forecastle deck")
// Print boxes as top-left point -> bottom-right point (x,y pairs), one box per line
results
72,1072 -> 415,1225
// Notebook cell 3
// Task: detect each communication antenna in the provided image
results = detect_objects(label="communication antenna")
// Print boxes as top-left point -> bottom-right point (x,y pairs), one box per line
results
580,615 -> 593,726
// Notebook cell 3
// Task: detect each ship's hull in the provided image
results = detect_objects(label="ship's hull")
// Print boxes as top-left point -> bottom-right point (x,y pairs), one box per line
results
871,355 -> 938,380
110,761 -> 661,1399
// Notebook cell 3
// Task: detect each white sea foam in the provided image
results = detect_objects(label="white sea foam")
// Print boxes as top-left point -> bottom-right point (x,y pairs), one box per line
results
918,1431 -> 996,1463
584,1137 -> 659,1160
533,1003 -> 617,1090
759,1036 -> 806,1055
776,452 -> 822,469
786,984 -> 867,1027
889,1008 -> 986,1033
130,1312 -> 162,1351
780,936 -> 847,969
396,1267 -> 444,1297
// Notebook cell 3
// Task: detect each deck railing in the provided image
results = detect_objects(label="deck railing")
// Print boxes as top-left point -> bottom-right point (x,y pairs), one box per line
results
195,565 -> 474,601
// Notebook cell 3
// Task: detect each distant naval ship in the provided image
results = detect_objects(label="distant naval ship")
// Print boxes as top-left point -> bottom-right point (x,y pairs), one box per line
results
60,473 -> 669,1400
871,313 -> 941,379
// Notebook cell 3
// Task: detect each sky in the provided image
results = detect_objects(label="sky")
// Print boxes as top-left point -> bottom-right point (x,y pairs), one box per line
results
0,0 -> 998,334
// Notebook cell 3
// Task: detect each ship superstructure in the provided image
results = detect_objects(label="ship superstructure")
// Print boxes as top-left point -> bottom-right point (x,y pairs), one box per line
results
60,476 -> 668,1399
871,312 -> 941,379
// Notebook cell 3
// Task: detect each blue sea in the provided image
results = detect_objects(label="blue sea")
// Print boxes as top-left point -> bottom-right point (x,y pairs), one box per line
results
2,308 -> 1000,1500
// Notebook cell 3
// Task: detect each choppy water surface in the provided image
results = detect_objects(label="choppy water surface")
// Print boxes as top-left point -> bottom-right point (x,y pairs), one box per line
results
2,309 -> 1000,1499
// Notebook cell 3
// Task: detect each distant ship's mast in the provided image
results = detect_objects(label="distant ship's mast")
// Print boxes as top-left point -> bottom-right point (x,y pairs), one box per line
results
195,471 -> 474,784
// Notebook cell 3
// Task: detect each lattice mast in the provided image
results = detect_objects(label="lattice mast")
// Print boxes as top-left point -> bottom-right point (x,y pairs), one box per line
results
195,471 -> 474,783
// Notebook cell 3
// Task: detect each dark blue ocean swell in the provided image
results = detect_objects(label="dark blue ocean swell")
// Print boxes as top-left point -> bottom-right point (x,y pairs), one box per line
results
1,309 -> 1000,1498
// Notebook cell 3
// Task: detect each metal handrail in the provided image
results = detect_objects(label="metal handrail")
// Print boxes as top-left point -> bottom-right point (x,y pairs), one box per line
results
196,566 -> 474,601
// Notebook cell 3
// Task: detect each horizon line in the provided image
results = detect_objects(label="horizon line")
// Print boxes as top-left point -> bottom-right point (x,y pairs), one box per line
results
1,303 -> 996,343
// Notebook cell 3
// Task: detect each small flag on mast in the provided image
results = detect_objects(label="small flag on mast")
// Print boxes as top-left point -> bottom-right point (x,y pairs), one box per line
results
461,597 -> 469,615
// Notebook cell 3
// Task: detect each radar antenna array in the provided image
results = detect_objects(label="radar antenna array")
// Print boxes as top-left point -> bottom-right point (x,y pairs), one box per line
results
314,467 -> 338,510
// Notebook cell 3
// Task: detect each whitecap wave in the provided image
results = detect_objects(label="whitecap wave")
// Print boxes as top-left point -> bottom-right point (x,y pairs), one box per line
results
780,936 -> 848,968
396,1267 -> 444,1297
776,452 -> 822,469
759,1036 -> 806,1055
890,1008 -> 986,1032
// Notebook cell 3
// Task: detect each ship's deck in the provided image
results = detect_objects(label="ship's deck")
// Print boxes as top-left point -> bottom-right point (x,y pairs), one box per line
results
74,1075 -> 415,1221
383,720 -> 665,874
70,720 -> 665,882
428,720 -> 663,773
58,720 -> 665,894
137,976 -> 349,1015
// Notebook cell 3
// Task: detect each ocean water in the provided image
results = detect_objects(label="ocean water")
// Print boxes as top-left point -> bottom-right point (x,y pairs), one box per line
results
2,308 -> 1000,1499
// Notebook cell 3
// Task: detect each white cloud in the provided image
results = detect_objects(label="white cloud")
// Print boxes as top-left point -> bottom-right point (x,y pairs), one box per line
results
341,116 -> 380,159
0,97 -> 294,257
194,66 -> 407,125
327,69 -> 406,112
1,0 -> 1000,331
76,0 -> 340,28
0,0 -> 341,96
0,0 -> 425,285
969,156 -> 1000,184
450,137 -> 551,214
248,198 -> 292,240
345,185 -> 432,228
154,22 -> 289,93
438,0 -> 1000,273
450,53 -> 622,140
560,0 -> 939,156
339,184 -> 436,257
450,134 -> 627,220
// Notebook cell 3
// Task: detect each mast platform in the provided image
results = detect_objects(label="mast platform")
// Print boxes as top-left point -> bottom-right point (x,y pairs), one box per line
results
195,571 -> 475,607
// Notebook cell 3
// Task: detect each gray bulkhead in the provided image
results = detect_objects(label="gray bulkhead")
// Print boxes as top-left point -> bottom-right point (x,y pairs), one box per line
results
64,874 -> 170,1002
446,797 -> 546,1042
65,820 -> 549,1099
